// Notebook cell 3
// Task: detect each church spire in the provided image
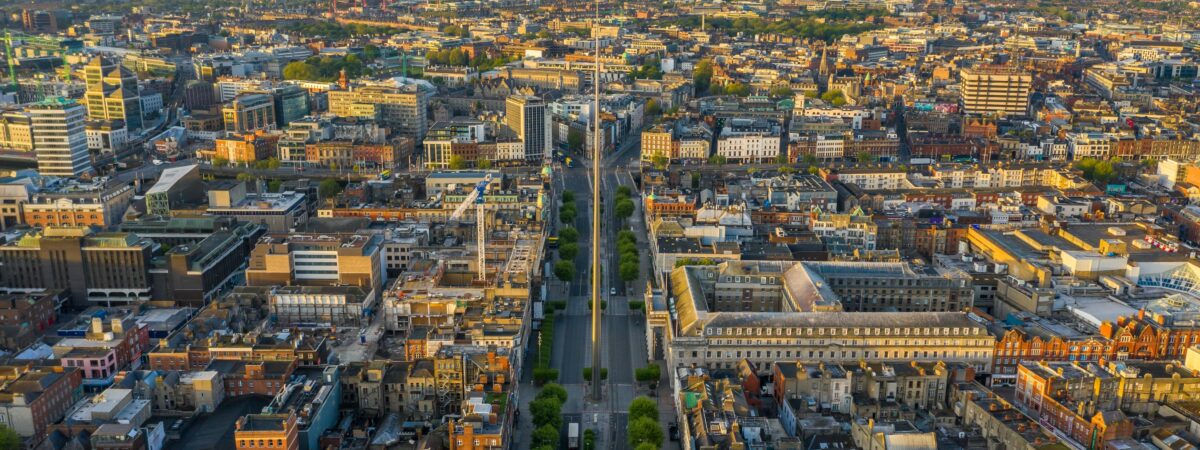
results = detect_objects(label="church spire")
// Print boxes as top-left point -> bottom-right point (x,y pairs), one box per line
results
818,46 -> 830,76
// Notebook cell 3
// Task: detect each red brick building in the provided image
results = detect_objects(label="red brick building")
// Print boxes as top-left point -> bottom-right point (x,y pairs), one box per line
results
992,328 -> 1110,381
214,359 -> 296,397
1098,309 -> 1200,360
0,291 -> 58,330
0,364 -> 83,437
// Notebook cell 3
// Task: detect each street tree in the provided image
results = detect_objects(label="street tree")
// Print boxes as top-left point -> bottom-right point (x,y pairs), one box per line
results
559,242 -> 579,260
530,397 -> 563,429
629,396 -> 658,423
318,179 -> 342,199
553,260 -> 576,281
532,424 -> 560,448
628,416 -> 664,448
615,199 -> 634,220
537,383 -> 569,404
559,227 -> 580,243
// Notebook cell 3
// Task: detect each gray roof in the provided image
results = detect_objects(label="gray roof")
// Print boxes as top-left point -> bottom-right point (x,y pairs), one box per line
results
701,311 -> 984,330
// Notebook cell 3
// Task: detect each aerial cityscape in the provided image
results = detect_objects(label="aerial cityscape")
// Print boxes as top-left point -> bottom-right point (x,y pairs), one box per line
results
3,0 -> 1200,449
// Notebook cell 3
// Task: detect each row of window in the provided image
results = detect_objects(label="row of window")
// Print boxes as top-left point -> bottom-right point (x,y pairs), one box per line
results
698,348 -> 986,361
707,325 -> 981,337
241,439 -> 286,448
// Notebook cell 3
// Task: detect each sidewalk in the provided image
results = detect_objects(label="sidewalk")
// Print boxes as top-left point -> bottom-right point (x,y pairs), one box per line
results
515,278 -> 570,449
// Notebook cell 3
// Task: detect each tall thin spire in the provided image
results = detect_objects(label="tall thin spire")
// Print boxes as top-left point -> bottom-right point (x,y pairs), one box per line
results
589,0 -> 603,403
818,46 -> 829,76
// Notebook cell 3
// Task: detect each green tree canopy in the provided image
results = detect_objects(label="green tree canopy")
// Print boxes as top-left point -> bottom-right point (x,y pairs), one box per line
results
530,397 -> 563,429
693,59 -> 714,94
620,260 -> 639,281
283,55 -> 369,82
628,416 -> 664,448
318,179 -> 343,199
568,129 -> 585,152
615,198 -> 635,220
630,59 -> 664,80
537,383 -> 569,404
629,396 -> 658,423
582,367 -> 608,381
820,90 -> 847,106
646,99 -> 662,115
554,260 -> 576,281
559,227 -> 580,243
559,242 -> 579,260
532,424 -> 560,448
723,82 -> 750,97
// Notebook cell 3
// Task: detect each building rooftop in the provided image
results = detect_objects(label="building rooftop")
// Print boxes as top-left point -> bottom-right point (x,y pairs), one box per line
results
146,165 -> 199,195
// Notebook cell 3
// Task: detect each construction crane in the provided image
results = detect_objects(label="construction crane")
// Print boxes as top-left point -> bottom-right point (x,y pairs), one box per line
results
4,32 -> 16,91
447,173 -> 492,281
3,31 -> 79,95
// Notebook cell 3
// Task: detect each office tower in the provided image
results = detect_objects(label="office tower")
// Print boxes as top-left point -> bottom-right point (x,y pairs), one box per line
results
0,227 -> 154,307
505,95 -> 550,162
30,98 -> 93,177
245,233 -> 383,295
959,65 -> 1032,117
83,55 -> 144,132
0,110 -> 34,152
270,85 -> 310,129
21,9 -> 57,33
328,85 -> 428,140
222,92 -> 277,133
183,80 -> 218,111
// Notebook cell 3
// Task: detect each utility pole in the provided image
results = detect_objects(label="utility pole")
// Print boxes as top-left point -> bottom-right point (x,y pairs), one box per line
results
589,0 -> 603,402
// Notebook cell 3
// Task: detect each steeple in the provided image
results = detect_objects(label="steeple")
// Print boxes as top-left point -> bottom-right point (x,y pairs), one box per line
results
818,47 -> 830,76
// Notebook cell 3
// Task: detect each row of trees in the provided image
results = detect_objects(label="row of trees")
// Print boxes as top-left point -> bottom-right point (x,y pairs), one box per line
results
634,363 -> 661,385
426,48 -> 519,71
618,229 -> 640,282
628,396 -> 664,449
667,8 -> 887,27
628,58 -> 663,80
615,185 -> 635,222
283,55 -> 370,82
818,89 -> 847,106
442,24 -> 471,37
1076,157 -> 1120,184
284,22 -> 399,39
560,190 -> 578,225
533,314 -> 559,385
582,367 -> 608,381
530,383 -> 568,450
212,157 -> 279,170
714,82 -> 751,97
553,227 -> 579,282
664,11 -> 887,42
447,155 -> 493,170
554,190 -> 581,282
